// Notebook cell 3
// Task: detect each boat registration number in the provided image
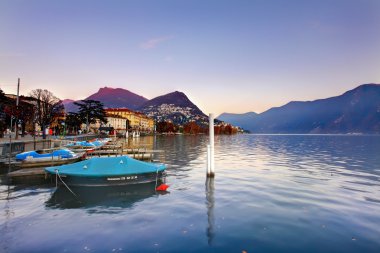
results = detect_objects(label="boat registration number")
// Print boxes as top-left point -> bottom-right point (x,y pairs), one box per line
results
107,176 -> 138,181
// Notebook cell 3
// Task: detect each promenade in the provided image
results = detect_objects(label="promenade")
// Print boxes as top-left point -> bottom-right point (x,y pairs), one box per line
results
0,134 -> 50,144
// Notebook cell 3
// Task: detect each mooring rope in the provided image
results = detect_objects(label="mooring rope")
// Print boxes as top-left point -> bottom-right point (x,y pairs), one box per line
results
55,169 -> 78,197
155,168 -> 159,191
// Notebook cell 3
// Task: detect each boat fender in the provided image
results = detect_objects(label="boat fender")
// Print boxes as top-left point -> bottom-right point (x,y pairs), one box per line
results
156,184 -> 169,191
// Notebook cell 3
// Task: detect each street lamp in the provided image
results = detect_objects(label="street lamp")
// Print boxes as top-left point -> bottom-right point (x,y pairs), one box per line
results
126,119 -> 129,138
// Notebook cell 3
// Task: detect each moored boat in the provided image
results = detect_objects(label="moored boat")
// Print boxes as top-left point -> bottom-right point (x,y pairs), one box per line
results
15,149 -> 84,168
45,156 -> 166,187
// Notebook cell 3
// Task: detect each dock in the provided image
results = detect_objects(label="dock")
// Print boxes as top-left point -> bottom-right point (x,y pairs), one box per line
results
1,136 -> 165,183
3,149 -> 165,183
6,167 -> 50,184
7,167 -> 46,178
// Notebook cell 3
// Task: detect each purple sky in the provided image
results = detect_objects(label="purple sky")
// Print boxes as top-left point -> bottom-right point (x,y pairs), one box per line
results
1,0 -> 379,115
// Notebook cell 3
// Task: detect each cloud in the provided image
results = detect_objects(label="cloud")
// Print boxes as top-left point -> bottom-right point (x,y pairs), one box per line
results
140,35 -> 173,49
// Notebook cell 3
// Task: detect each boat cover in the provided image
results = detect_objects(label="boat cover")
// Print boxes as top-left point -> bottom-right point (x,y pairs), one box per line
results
16,149 -> 76,161
66,141 -> 96,147
45,156 -> 166,177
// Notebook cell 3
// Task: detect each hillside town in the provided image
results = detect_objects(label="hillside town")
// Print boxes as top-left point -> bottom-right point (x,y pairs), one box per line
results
142,103 -> 208,125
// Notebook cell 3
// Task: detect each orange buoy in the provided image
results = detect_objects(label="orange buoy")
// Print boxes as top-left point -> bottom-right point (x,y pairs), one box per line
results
156,184 -> 169,191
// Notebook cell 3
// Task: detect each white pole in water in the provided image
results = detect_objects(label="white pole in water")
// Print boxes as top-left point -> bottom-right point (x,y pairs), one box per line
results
207,144 -> 211,175
207,113 -> 215,177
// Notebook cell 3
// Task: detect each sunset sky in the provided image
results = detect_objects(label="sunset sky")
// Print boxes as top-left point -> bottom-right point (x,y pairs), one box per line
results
1,0 -> 380,116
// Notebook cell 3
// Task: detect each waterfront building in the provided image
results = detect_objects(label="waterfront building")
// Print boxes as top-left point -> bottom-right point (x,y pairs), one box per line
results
103,108 -> 154,133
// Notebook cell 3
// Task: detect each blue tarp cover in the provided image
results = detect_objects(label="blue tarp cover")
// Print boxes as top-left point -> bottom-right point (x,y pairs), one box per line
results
16,149 -> 76,161
66,141 -> 96,147
45,156 -> 165,177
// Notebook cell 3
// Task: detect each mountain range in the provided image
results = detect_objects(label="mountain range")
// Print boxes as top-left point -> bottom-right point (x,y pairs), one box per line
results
63,87 -> 207,125
218,83 -> 380,134
63,83 -> 380,133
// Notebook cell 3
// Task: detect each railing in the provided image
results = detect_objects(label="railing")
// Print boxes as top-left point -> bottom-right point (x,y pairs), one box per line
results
0,134 -> 100,159
0,139 -> 53,158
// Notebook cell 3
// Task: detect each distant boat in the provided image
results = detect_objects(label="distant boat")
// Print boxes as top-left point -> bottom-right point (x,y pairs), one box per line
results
132,131 -> 140,138
66,139 -> 110,152
45,156 -> 166,187
15,149 -> 84,168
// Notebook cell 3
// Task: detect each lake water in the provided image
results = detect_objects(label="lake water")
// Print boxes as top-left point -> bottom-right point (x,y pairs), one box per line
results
1,134 -> 380,253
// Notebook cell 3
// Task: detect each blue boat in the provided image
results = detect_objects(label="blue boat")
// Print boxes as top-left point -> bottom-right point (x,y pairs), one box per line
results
65,138 -> 110,150
16,149 -> 77,161
15,149 -> 84,168
45,156 -> 166,187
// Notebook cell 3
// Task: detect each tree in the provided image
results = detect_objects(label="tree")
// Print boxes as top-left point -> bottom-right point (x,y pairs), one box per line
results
65,112 -> 82,134
183,121 -> 201,134
156,121 -> 177,133
0,89 -> 8,137
73,99 -> 107,133
4,98 -> 35,137
30,89 -> 64,139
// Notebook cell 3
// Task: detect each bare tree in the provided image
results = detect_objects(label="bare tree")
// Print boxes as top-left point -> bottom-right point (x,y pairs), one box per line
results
29,89 -> 64,139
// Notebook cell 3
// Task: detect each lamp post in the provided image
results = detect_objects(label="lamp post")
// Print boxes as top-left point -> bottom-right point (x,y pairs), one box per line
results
86,112 -> 89,133
15,78 -> 20,140
10,116 -> 14,136
126,119 -> 129,139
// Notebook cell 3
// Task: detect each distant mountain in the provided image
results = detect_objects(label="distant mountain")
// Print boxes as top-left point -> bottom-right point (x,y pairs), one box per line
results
218,84 -> 380,134
87,87 -> 148,109
61,99 -> 76,112
61,99 -> 74,105
64,87 -> 148,112
218,112 -> 258,130
139,91 -> 208,125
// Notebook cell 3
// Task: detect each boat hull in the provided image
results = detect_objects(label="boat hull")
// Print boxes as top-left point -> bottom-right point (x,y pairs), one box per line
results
46,183 -> 160,209
57,171 -> 165,187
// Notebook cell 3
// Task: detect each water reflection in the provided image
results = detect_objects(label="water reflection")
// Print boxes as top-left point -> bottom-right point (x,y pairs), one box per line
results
205,177 -> 215,245
46,183 -> 160,210
0,186 -> 13,253
155,135 -> 208,167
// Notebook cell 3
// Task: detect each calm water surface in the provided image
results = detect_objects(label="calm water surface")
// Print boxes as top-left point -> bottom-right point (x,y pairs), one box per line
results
1,135 -> 380,253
